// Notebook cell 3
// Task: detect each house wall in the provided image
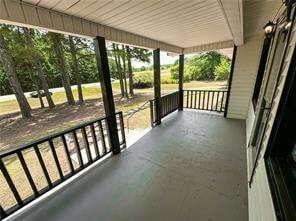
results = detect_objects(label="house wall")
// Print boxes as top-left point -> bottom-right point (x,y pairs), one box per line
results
245,14 -> 296,221
227,30 -> 288,220
244,45 -> 278,220
226,34 -> 277,221
229,34 -> 276,221
246,104 -> 255,145
248,160 -> 277,221
227,36 -> 262,120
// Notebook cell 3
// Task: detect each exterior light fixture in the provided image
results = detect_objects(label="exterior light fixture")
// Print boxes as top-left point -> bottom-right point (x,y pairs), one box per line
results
264,21 -> 275,37
285,20 -> 292,30
281,20 -> 292,40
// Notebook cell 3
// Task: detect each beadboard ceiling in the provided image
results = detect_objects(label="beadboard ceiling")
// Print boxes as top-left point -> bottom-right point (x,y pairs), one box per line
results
22,0 -> 237,48
0,0 -> 281,52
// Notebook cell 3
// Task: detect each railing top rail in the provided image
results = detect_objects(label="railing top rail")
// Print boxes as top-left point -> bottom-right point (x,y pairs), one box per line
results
149,91 -> 179,102
150,91 -> 179,101
0,112 -> 123,158
183,89 -> 227,92
161,91 -> 179,99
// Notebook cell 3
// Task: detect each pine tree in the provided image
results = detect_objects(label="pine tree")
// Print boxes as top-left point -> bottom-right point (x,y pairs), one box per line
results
126,45 -> 134,97
69,35 -> 83,104
23,27 -> 55,108
49,32 -> 75,105
0,30 -> 31,118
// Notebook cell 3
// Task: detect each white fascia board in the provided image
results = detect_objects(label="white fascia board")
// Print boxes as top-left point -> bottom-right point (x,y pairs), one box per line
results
183,40 -> 234,54
217,0 -> 244,46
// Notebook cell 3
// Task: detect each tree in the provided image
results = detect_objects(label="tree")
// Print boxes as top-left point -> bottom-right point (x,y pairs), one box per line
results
130,47 -> 151,63
126,45 -> 134,96
120,45 -> 129,98
214,57 -> 231,80
110,44 -> 151,98
186,51 -> 222,80
49,32 -> 75,105
0,25 -> 151,100
0,29 -> 31,118
30,72 -> 45,108
69,35 -> 83,104
23,27 -> 55,108
170,51 -> 230,82
112,43 -> 125,97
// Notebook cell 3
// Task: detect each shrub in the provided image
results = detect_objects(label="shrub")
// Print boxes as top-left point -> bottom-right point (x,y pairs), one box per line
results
214,57 -> 231,80
170,64 -> 191,83
161,75 -> 178,84
133,71 -> 153,88
185,52 -> 223,80
170,51 -> 224,81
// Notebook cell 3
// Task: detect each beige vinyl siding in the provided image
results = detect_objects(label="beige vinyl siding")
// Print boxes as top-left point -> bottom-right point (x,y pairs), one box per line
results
246,105 -> 255,146
248,160 -> 277,221
226,0 -> 281,120
246,104 -> 255,180
227,36 -> 263,119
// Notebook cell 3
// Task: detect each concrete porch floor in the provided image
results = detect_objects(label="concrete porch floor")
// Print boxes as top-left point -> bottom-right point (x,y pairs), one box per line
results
13,110 -> 248,221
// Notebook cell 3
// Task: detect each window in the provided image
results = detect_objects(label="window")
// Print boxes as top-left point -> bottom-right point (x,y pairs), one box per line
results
252,37 -> 272,108
250,25 -> 287,166
265,35 -> 296,221
292,145 -> 296,162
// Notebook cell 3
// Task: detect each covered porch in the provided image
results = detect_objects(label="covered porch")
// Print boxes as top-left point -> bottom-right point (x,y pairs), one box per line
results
12,110 -> 247,221
0,0 -> 287,220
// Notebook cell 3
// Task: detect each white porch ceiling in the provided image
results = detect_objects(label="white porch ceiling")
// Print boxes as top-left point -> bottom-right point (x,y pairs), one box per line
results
0,0 -> 281,53
22,0 -> 235,48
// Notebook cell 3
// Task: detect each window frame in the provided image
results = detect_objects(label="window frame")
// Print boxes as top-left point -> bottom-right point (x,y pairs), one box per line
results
252,36 -> 273,108
249,23 -> 288,181
264,10 -> 296,220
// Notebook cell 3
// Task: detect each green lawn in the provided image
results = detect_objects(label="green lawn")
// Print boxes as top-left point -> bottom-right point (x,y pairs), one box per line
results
0,79 -> 227,151
0,80 -> 226,116
0,79 -> 227,209
0,83 -> 114,115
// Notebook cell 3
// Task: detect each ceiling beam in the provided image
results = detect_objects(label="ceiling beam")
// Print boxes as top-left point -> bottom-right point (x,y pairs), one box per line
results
183,40 -> 234,54
0,0 -> 183,53
217,0 -> 244,46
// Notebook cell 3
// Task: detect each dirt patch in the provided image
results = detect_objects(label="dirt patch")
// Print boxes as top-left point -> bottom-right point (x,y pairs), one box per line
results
0,93 -> 151,151
0,92 -> 154,212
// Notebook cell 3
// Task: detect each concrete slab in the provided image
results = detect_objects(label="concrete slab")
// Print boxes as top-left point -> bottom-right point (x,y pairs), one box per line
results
12,110 -> 247,221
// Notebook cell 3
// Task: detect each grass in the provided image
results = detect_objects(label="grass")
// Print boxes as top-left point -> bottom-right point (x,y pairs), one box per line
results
0,83 -> 114,115
0,78 -> 227,212
0,80 -> 226,116
0,79 -> 227,151
0,94 -> 151,150
0,93 -> 154,210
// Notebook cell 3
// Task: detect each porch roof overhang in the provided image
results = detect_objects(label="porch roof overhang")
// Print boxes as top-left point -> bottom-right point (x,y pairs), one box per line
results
0,0 -> 280,53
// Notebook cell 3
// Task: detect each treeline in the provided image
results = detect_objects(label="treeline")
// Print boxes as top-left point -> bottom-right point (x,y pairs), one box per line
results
131,51 -> 231,89
0,24 -> 151,118
0,26 -> 97,96
170,51 -> 231,82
